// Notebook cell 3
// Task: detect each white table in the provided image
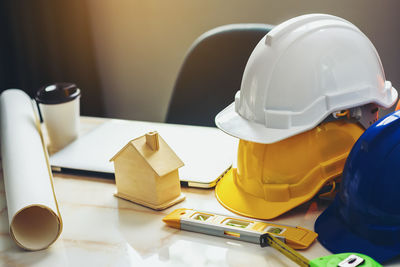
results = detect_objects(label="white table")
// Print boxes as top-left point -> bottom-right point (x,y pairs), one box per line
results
0,117 -> 398,266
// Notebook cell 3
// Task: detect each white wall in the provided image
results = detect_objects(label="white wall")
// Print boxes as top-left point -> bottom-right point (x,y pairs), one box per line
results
87,0 -> 400,122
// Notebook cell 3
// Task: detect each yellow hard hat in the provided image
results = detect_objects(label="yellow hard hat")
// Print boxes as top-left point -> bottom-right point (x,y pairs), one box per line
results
215,120 -> 364,220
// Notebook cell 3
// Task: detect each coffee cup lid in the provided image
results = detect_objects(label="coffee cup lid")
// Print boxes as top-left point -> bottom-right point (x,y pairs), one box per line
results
36,83 -> 81,104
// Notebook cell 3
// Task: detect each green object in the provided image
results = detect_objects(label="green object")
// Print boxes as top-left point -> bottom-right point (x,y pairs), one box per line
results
309,253 -> 382,267
193,214 -> 212,221
260,233 -> 381,267
226,222 -> 247,228
198,216 -> 205,221
267,227 -> 284,234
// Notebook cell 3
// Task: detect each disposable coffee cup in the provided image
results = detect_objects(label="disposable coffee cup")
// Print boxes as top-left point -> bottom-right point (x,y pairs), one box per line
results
36,83 -> 81,152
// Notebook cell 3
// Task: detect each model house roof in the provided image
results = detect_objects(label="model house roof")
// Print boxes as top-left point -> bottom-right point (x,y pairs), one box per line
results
110,131 -> 184,177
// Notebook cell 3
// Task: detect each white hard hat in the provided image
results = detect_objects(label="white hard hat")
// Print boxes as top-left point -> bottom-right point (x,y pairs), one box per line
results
215,14 -> 398,144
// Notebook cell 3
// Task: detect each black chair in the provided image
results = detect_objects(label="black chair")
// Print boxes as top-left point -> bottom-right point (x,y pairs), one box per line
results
166,23 -> 274,127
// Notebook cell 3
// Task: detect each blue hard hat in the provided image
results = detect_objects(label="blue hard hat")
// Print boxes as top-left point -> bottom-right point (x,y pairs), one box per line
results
315,110 -> 400,263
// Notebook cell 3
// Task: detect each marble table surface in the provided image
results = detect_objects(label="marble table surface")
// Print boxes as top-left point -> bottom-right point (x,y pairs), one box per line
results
0,117 -> 399,267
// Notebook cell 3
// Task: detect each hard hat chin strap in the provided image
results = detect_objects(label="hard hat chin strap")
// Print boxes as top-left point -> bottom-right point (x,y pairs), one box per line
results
329,103 -> 379,129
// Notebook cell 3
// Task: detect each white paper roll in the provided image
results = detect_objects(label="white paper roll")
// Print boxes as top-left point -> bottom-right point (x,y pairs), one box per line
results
0,89 -> 63,250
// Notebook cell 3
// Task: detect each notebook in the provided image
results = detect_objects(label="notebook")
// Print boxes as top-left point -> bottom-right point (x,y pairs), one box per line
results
50,119 -> 236,188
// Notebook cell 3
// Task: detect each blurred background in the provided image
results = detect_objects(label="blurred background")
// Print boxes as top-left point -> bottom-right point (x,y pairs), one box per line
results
0,0 -> 399,121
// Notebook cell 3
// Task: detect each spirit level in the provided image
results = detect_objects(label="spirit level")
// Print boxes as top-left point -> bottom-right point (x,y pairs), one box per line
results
260,233 -> 381,267
162,208 -> 381,266
162,208 -> 317,249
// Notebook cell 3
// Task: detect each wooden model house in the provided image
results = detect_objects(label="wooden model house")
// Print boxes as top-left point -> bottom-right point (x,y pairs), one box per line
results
110,131 -> 185,210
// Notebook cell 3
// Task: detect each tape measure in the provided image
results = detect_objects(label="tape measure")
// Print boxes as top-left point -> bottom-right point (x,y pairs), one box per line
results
260,233 -> 381,267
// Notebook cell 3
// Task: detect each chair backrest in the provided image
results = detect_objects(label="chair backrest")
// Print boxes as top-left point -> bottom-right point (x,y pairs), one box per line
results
166,23 -> 273,127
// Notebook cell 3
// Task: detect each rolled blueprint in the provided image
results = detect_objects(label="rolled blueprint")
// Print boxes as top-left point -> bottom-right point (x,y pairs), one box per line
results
0,89 -> 62,250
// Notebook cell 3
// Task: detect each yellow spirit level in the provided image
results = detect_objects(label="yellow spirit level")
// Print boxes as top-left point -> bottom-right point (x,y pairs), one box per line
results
162,208 -> 317,249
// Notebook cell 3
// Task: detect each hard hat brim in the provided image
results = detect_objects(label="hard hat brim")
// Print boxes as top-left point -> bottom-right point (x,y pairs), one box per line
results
215,168 -> 328,220
216,85 -> 398,144
315,199 -> 400,264
215,103 -> 320,144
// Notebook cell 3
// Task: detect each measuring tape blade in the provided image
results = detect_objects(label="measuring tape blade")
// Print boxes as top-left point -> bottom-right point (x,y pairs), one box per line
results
260,233 -> 309,267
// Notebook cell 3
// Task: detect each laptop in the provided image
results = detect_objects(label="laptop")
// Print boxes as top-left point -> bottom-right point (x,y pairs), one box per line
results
50,119 -> 237,188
